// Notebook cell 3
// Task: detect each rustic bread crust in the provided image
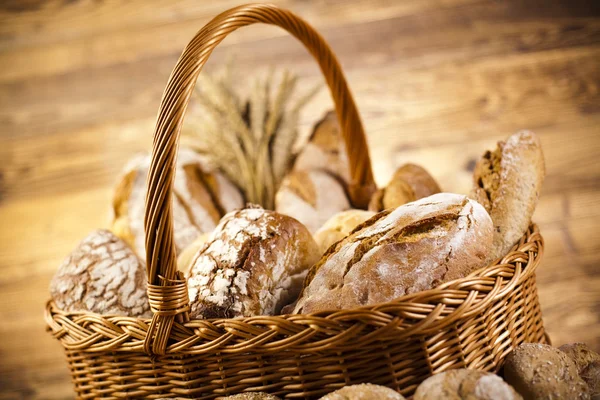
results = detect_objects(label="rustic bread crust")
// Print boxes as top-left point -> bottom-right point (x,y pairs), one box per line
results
293,193 -> 493,314
50,230 -> 150,317
470,131 -> 545,262
321,383 -> 405,400
414,369 -> 522,400
186,206 -> 319,319
369,163 -> 441,211
313,209 -> 377,255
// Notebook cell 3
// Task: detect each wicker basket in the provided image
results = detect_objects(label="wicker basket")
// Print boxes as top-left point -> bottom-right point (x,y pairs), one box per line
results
45,4 -> 548,399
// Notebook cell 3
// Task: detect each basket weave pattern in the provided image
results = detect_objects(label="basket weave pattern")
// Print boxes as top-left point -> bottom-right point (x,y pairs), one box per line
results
46,226 -> 546,399
45,3 -> 547,399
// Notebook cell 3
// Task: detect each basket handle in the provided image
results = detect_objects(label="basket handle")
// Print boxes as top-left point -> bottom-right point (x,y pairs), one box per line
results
143,3 -> 375,354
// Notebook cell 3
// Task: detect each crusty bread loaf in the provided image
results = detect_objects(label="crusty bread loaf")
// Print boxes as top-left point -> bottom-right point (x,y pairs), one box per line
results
470,131 -> 545,262
369,163 -> 441,211
559,343 -> 600,399
414,369 -> 522,400
313,210 -> 376,254
320,383 -> 405,400
50,230 -> 151,317
221,393 -> 281,400
112,148 -> 244,261
504,343 -> 590,400
275,169 -> 350,233
292,193 -> 493,314
293,110 -> 350,185
186,206 -> 319,319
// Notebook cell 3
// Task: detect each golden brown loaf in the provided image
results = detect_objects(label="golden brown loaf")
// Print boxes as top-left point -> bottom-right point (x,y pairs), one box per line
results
111,148 -> 244,261
470,131 -> 545,262
414,369 -> 522,400
293,110 -> 350,185
275,169 -> 350,233
320,383 -> 405,400
186,206 -> 319,319
369,163 -> 441,211
221,393 -> 281,400
177,232 -> 211,274
50,230 -> 151,317
292,193 -> 493,314
504,343 -> 590,400
313,209 -> 377,254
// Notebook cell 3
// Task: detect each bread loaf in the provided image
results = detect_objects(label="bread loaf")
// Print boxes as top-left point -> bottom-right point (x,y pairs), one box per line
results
293,110 -> 350,185
222,393 -> 281,400
369,163 -> 441,211
292,193 -> 493,314
186,206 -> 319,319
112,148 -> 244,261
414,369 -> 522,400
470,131 -> 545,261
559,343 -> 600,399
320,383 -> 405,400
313,209 -> 376,254
275,169 -> 350,233
177,232 -> 211,274
50,230 -> 150,317
504,343 -> 590,400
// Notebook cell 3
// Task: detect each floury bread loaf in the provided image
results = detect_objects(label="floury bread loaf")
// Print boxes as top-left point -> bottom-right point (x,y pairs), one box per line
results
293,193 -> 493,314
186,206 -> 319,319
470,131 -> 545,262
111,148 -> 244,261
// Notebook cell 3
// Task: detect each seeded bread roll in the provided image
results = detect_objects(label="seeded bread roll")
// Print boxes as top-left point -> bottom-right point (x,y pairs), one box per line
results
293,110 -> 350,185
186,206 -> 319,319
504,343 -> 590,400
320,383 -> 405,400
414,369 -> 522,400
559,343 -> 600,398
275,169 -> 350,233
50,230 -> 150,317
112,148 -> 244,261
470,131 -> 545,262
313,210 -> 377,254
293,193 -> 493,314
369,163 -> 441,212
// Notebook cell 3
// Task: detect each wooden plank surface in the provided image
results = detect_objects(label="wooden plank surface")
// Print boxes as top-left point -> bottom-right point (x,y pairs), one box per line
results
1,0 -> 599,398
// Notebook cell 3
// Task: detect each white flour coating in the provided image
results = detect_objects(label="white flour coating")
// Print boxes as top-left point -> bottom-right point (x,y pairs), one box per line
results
119,148 -> 243,261
474,374 -> 516,399
275,170 -> 350,233
50,230 -> 150,317
186,207 -> 317,319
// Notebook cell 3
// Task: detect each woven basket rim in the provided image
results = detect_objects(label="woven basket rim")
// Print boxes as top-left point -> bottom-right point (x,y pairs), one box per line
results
46,223 -> 543,355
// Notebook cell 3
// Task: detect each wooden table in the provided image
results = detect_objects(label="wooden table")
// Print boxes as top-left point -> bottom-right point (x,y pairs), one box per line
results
1,0 -> 598,398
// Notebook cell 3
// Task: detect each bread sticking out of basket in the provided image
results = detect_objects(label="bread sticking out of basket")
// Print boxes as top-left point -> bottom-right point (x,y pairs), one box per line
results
45,3 -> 550,399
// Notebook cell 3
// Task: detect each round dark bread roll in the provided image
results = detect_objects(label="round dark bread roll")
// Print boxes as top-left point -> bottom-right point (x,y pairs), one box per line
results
559,343 -> 600,376
186,205 -> 319,319
414,369 -> 522,400
581,361 -> 600,400
320,383 -> 405,400
470,131 -> 545,262
293,193 -> 493,314
504,343 -> 590,400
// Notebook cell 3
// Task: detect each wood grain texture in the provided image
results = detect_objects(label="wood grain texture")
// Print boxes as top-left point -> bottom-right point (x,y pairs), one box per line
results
0,0 -> 599,398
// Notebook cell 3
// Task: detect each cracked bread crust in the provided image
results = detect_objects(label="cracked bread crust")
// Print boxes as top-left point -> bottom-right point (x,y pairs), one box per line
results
321,383 -> 406,400
111,148 -> 244,262
186,206 -> 319,319
470,131 -> 545,262
50,230 -> 151,317
292,193 -> 493,314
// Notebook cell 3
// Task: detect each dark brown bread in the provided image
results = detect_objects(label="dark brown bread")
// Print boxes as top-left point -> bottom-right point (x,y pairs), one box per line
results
470,131 -> 545,262
186,206 -> 319,319
293,193 -> 493,314
414,369 -> 522,400
50,230 -> 150,317
559,343 -> 600,399
504,343 -> 590,400
320,383 -> 405,399
369,163 -> 441,211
